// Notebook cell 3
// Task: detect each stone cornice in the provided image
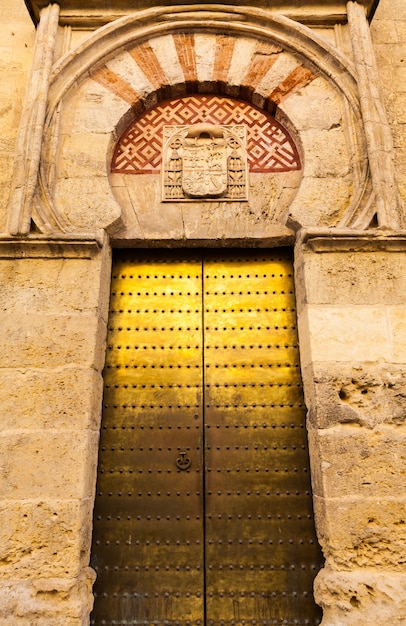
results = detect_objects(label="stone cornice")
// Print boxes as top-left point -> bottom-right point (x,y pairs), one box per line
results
0,235 -> 104,258
297,228 -> 406,253
25,1 -> 380,28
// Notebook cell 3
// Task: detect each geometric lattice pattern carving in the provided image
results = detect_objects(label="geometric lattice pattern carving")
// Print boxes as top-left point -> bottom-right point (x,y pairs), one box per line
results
111,95 -> 301,174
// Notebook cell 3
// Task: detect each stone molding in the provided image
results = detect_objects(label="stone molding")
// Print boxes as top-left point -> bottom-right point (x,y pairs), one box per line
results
7,3 -> 61,237
24,0 -> 381,28
0,235 -> 102,259
341,1 -> 404,229
296,228 -> 406,252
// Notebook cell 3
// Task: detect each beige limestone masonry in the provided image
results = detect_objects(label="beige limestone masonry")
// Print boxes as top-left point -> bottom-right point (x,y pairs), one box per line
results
295,232 -> 406,625
0,238 -> 111,624
0,0 -> 35,234
372,0 -> 406,206
0,0 -> 405,625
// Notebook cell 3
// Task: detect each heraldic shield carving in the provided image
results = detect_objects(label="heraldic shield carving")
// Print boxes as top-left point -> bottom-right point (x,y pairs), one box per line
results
162,125 -> 248,201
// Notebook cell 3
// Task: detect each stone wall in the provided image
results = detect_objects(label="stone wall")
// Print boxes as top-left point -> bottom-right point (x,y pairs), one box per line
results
299,6 -> 406,619
295,233 -> 406,625
0,239 -> 111,624
371,0 -> 406,204
0,1 -> 405,625
0,0 -> 34,232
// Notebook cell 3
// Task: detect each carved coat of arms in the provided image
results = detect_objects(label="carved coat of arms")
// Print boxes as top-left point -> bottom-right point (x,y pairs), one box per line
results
162,124 -> 248,201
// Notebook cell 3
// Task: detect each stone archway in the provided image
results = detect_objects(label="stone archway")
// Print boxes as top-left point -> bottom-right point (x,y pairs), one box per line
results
8,5 -> 372,238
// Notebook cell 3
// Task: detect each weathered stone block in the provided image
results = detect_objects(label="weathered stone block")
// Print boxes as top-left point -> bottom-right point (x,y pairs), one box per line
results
373,0 -> 406,19
280,77 -> 343,131
59,131 -> 111,179
395,21 -> 406,44
0,313 -> 106,369
371,19 -> 400,44
288,177 -> 352,228
313,495 -> 406,570
108,178 -> 145,238
182,189 -> 294,242
301,128 -> 350,178
194,33 -> 217,83
295,250 -> 406,307
149,34 -> 185,86
116,175 -> 184,240
0,499 -> 94,579
106,49 -> 155,97
0,368 -> 103,430
298,305 -> 391,366
0,569 -> 95,624
0,257 -> 109,314
63,79 -> 129,134
393,65 -> 406,90
0,431 -> 99,499
0,96 -> 21,134
315,568 -> 406,626
302,362 -> 406,429
309,425 -> 406,498
55,176 -> 122,231
389,306 -> 406,363
254,52 -> 298,103
393,94 -> 406,124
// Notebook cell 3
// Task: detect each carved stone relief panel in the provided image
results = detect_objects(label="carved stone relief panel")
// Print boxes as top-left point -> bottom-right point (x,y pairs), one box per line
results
162,125 -> 248,201
107,94 -> 304,241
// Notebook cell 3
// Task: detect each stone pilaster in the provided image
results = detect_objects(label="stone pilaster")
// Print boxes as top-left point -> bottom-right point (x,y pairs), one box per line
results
344,1 -> 403,228
295,229 -> 406,625
7,3 -> 61,236
0,236 -> 111,625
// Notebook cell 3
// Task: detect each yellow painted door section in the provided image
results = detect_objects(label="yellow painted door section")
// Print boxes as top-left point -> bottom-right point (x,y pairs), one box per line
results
90,249 -> 323,626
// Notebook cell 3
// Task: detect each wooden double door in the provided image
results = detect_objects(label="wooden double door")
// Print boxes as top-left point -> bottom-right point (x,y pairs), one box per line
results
90,249 -> 323,626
